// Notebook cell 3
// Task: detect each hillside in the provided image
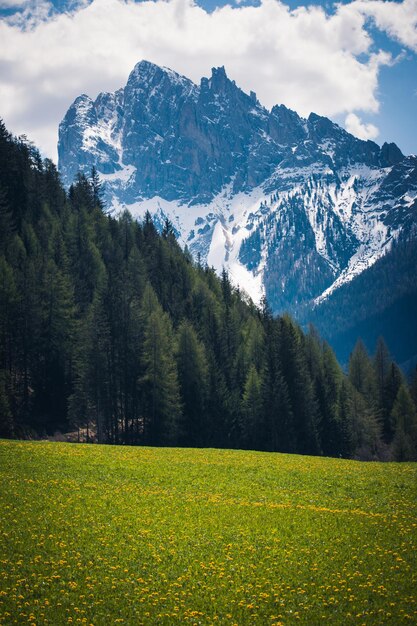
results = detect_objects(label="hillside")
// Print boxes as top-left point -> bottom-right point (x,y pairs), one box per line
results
2,119 -> 417,461
304,235 -> 417,368
1,440 -> 416,625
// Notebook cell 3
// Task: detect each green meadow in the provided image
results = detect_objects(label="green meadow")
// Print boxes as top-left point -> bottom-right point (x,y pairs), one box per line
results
0,441 -> 416,625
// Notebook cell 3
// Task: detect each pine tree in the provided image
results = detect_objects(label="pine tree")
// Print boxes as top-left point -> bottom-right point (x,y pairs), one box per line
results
279,315 -> 321,455
0,256 -> 16,437
261,317 -> 294,452
42,159 -> 66,216
68,307 -> 96,442
86,290 -> 112,443
0,184 -> 14,255
410,366 -> 417,412
337,379 -> 355,458
345,380 -> 382,460
67,197 -> 106,314
31,259 -> 75,433
69,172 -> 95,213
162,217 -> 175,239
320,342 -> 347,457
176,320 -> 209,446
0,369 -> 13,437
140,283 -> 182,445
373,337 -> 393,442
349,339 -> 378,405
220,303 -> 240,389
374,337 -> 391,399
235,316 -> 265,389
348,339 -> 382,455
240,365 -> 263,448
90,166 -> 104,210
391,385 -> 417,461
190,280 -> 222,354
383,362 -> 405,441
205,352 -> 233,448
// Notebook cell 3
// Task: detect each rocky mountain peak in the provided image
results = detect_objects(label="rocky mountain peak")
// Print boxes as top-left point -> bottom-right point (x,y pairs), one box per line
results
58,61 -> 417,314
127,59 -> 194,92
130,58 -> 160,78
66,94 -> 96,125
380,141 -> 404,166
306,112 -> 356,150
209,66 -> 229,92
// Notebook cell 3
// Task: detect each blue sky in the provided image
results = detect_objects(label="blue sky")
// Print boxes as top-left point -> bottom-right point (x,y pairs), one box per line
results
0,0 -> 416,159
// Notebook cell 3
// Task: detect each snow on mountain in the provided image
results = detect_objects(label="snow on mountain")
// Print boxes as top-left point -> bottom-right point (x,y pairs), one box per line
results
58,60 -> 417,312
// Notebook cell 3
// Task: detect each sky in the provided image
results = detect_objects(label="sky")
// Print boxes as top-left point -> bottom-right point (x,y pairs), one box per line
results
0,0 -> 416,162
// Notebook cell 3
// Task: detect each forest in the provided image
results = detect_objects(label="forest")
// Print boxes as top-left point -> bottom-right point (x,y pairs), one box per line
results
305,235 -> 417,368
1,119 -> 417,461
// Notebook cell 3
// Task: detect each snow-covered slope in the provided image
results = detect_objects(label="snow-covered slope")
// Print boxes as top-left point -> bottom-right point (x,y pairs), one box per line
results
58,60 -> 417,312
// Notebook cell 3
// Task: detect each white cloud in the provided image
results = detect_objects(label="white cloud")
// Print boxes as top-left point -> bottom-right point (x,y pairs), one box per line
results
0,0 -> 28,7
0,0 -> 398,159
3,0 -> 55,28
346,0 -> 417,52
345,112 -> 379,140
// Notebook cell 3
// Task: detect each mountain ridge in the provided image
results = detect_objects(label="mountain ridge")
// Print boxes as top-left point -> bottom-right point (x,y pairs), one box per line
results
58,60 -> 417,317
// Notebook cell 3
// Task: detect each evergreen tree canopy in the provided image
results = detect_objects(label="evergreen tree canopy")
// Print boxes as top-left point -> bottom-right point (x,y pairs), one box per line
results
0,119 -> 414,460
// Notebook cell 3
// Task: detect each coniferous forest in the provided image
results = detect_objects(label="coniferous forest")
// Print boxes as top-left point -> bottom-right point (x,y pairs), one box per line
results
1,119 -> 417,461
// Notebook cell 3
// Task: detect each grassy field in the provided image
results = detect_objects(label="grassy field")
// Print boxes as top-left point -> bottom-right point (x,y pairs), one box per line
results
0,441 -> 416,625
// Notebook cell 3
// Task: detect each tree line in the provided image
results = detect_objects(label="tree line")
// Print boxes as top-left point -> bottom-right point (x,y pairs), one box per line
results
1,119 -> 416,461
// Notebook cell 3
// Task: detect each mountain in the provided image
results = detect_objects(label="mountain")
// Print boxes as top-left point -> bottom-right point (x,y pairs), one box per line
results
58,60 -> 417,360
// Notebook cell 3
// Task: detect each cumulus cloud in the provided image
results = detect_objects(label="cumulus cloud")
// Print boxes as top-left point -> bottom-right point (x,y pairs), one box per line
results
345,112 -> 379,140
0,0 -> 404,159
346,0 -> 417,52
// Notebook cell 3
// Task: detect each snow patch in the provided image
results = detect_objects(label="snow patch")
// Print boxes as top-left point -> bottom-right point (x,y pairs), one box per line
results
100,164 -> 136,184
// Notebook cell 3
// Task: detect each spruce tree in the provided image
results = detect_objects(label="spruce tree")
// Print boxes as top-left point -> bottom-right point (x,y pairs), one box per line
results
262,317 -> 294,452
140,283 -> 182,445
0,184 -> 14,255
279,315 -> 321,455
90,166 -> 104,210
235,316 -> 265,389
347,384 -> 382,460
410,366 -> 417,412
349,339 -> 378,405
391,385 -> 417,461
241,365 -> 263,449
337,379 -> 355,458
373,337 -> 393,442
374,337 -> 391,399
383,363 -> 405,441
176,320 -> 209,446
0,256 -> 17,436
32,259 -> 75,433
321,342 -> 347,457
348,339 -> 382,454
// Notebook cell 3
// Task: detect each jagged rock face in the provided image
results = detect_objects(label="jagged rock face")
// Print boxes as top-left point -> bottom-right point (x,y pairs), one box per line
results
58,60 -> 417,313
59,61 -> 288,203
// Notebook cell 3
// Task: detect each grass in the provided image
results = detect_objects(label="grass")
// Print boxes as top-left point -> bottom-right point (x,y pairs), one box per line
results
0,441 -> 416,625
